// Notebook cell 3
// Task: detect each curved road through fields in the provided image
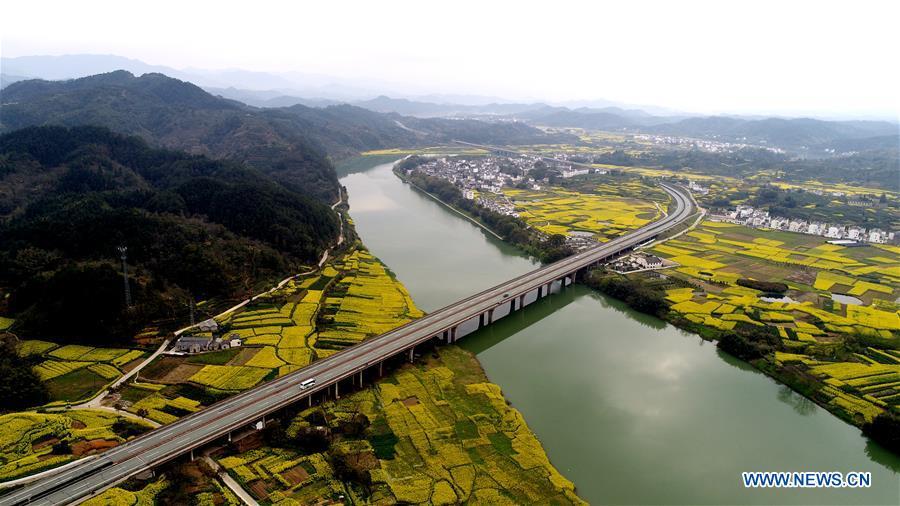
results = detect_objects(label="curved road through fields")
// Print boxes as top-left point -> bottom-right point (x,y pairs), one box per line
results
1,183 -> 693,506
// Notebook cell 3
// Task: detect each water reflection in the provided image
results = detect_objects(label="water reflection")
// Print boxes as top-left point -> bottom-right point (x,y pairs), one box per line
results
340,159 -> 900,506
776,385 -> 818,416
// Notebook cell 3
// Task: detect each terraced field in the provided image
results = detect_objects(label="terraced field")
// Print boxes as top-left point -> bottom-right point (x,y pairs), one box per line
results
16,341 -> 146,404
503,185 -> 662,241
124,247 -> 425,427
650,220 -> 900,423
216,347 -> 583,505
0,410 -> 151,482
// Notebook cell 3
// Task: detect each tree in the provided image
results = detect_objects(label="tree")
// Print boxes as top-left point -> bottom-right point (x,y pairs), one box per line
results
52,440 -> 72,455
0,336 -> 49,412
862,414 -> 900,454
136,408 -> 149,419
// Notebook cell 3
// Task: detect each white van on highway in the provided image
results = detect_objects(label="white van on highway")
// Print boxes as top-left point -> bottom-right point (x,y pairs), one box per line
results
299,378 -> 316,390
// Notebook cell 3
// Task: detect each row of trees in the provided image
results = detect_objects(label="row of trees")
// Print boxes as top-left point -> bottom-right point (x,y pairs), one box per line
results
403,169 -> 574,263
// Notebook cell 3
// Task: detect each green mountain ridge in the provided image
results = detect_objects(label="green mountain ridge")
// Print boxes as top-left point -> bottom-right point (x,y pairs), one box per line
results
0,125 -> 339,343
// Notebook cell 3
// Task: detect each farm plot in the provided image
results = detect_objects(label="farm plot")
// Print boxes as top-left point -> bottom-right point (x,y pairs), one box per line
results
649,220 -> 900,426
19,341 -> 147,403
217,346 -> 583,505
315,250 -> 424,355
0,410 -> 151,482
503,186 -> 661,242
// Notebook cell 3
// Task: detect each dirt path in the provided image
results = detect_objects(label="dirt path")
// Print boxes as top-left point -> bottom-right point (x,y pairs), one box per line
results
174,194 -> 346,336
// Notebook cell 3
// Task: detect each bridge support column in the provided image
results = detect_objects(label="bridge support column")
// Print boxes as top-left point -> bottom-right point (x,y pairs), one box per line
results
487,309 -> 494,325
450,326 -> 457,343
309,395 -> 312,407
409,347 -> 414,362
190,449 -> 195,461
478,313 -> 485,329
335,381 -> 339,399
509,298 -> 516,313
379,362 -> 383,377
359,371 -> 364,386
538,285 -> 543,298
519,294 -> 526,310
227,431 -> 232,443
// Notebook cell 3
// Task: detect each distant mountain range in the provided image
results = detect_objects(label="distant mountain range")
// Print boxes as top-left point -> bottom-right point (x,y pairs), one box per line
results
0,71 -> 570,185
2,54 -> 897,155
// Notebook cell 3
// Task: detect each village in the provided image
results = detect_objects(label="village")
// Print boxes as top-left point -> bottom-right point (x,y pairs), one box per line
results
408,154 -> 600,217
632,133 -> 786,154
710,204 -> 897,244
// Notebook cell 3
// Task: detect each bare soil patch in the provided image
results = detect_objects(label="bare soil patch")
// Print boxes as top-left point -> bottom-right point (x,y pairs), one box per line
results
402,396 -> 420,406
121,357 -> 146,373
139,356 -> 186,380
248,479 -> 271,500
159,363 -> 204,384
71,420 -> 87,429
71,439 -> 118,456
31,436 -> 59,452
281,465 -> 310,486
229,347 -> 261,366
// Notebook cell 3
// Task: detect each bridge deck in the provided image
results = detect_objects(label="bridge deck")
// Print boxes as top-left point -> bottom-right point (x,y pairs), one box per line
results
1,183 -> 693,506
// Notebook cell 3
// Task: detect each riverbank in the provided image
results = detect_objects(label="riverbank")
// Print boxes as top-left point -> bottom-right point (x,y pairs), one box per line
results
214,345 -> 584,504
399,160 -> 900,452
337,158 -> 900,504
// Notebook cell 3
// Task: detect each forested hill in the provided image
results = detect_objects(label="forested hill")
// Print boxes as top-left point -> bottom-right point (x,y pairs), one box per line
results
0,71 -> 574,195
0,126 -> 339,344
0,71 -> 341,201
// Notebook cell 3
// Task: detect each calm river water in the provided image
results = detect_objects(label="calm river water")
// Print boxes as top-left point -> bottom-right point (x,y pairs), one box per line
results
338,158 -> 900,505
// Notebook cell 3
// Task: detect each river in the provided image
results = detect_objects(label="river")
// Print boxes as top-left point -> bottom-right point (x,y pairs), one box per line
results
338,158 -> 900,505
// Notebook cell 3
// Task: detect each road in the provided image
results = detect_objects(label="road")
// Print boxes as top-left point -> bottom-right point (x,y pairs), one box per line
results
1,183 -> 693,506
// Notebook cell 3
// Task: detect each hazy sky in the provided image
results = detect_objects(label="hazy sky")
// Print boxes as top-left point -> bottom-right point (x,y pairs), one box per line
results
3,0 -> 899,118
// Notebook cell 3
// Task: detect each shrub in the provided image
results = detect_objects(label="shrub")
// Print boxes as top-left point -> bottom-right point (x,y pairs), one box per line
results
862,413 -> 900,454
737,278 -> 788,293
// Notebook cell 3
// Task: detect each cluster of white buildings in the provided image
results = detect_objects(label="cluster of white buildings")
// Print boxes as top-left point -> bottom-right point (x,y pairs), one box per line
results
712,205 -> 896,244
410,155 -> 542,196
687,180 -> 709,195
610,252 -> 666,273
632,134 -> 785,154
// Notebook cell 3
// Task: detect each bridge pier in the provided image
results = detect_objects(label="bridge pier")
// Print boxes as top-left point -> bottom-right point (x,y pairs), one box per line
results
408,347 -> 414,362
450,326 -> 457,343
509,297 -> 516,313
487,308 -> 494,325
379,362 -> 383,377
519,294 -> 526,310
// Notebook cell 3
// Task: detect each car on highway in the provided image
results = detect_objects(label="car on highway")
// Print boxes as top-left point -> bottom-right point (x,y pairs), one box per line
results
299,378 -> 316,390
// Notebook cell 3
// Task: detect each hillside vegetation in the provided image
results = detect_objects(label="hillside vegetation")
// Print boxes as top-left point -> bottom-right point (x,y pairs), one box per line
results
0,126 -> 340,343
0,71 -> 574,200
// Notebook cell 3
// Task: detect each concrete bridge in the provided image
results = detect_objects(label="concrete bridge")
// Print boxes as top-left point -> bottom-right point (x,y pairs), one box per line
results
2,183 -> 693,506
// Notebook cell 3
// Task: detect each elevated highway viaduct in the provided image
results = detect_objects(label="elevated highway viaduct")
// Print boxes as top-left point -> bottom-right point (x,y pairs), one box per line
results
2,182 -> 694,505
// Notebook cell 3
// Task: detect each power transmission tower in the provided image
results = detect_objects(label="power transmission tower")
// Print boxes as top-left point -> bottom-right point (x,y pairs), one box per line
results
118,246 -> 132,308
